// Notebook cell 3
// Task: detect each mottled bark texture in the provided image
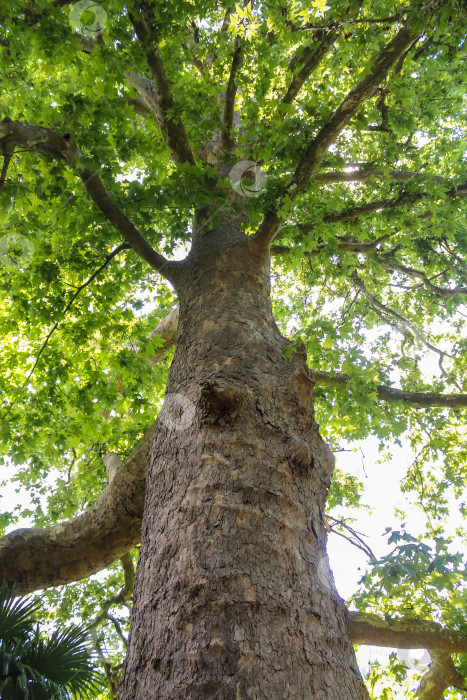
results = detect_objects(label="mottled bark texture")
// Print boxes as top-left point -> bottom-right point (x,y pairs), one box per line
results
120,222 -> 368,699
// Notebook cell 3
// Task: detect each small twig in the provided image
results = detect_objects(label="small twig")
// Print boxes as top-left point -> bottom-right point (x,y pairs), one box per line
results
325,514 -> 376,559
351,272 -> 453,363
23,244 -> 131,387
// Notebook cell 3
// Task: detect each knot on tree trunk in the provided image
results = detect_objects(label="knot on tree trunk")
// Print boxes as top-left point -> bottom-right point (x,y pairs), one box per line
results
286,435 -> 313,473
199,378 -> 242,425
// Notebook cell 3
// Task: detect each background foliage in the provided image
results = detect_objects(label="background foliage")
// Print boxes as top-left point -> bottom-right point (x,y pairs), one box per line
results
0,0 -> 466,696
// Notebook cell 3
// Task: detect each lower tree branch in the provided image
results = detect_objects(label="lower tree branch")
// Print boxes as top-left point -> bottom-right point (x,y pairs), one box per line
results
416,651 -> 466,699
0,306 -> 178,594
0,423 -> 156,595
348,612 -> 467,654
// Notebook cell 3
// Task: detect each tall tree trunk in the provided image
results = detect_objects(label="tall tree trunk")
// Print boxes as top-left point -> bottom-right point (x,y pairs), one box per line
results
120,222 -> 368,698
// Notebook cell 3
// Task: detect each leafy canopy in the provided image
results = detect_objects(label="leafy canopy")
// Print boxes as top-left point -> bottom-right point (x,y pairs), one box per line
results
0,0 -> 466,696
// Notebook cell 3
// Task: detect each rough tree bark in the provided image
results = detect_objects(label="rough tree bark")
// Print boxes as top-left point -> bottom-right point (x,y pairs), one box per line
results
2,5 -> 460,697
119,217 -> 369,699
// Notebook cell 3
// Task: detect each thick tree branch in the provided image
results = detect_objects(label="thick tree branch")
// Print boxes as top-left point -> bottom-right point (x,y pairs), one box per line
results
0,119 -> 176,281
348,612 -> 467,654
221,37 -> 243,148
287,23 -> 422,192
128,9 -> 195,165
146,306 -> 179,365
417,651 -> 466,699
312,169 -> 445,185
0,423 -> 155,594
254,12 -> 435,247
273,189 -> 467,300
0,117 -> 82,167
312,370 -> 467,408
78,168 -> 177,281
0,140 -> 14,195
280,27 -> 339,105
116,95 -> 152,117
350,613 -> 467,695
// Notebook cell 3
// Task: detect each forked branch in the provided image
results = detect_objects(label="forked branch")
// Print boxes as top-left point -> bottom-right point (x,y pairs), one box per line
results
416,651 -> 466,699
350,272 -> 451,362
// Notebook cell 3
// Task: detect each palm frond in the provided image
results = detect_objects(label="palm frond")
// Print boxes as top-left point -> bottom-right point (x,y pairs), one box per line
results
0,582 -> 105,699
0,581 -> 38,642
